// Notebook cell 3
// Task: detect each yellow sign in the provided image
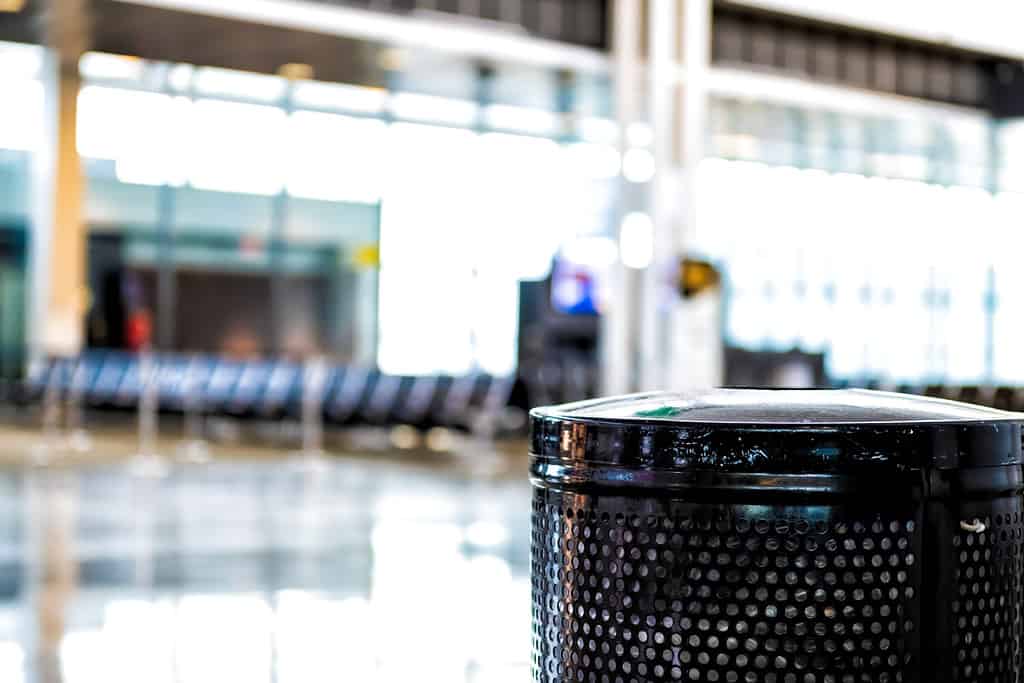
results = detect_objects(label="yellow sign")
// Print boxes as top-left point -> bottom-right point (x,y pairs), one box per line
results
352,244 -> 380,269
679,258 -> 720,298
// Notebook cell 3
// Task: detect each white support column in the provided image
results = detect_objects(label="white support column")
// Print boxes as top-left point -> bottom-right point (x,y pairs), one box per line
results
638,0 -> 679,392
601,0 -> 643,396
629,0 -> 716,392
667,0 -> 718,390
30,0 -> 90,363
678,0 -> 711,251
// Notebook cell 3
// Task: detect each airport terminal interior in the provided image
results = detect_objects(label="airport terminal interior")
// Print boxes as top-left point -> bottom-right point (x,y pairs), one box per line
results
1,0 -> 1024,680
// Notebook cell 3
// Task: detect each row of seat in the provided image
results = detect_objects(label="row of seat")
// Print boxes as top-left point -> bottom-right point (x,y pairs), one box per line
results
834,380 -> 1024,411
24,352 -> 516,431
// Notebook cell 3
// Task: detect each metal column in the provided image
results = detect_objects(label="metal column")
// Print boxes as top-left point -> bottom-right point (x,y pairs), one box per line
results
155,65 -> 178,351
668,0 -> 715,389
639,0 -> 678,391
30,0 -> 91,363
601,0 -> 642,396
604,0 -> 716,393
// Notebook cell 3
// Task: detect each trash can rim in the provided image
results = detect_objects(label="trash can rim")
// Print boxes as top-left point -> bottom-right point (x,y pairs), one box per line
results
529,389 -> 1023,472
530,388 -> 1024,427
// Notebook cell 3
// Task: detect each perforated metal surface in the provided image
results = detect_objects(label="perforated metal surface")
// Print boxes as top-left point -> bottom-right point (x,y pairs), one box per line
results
951,498 -> 1024,683
530,390 -> 1024,683
532,490 -> 922,683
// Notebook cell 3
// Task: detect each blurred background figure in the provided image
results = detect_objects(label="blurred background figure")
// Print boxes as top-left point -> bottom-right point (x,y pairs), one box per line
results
0,0 -> 1021,681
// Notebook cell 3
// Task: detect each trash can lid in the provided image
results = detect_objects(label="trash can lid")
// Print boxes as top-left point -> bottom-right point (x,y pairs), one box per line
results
530,389 -> 1023,472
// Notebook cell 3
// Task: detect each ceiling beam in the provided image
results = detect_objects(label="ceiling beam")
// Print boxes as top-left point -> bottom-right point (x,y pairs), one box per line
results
109,0 -> 609,74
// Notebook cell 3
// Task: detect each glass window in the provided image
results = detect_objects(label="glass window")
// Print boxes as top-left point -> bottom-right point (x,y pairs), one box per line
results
192,66 -> 286,102
292,81 -> 386,114
378,127 -> 581,376
79,52 -> 146,83
990,192 -> 1024,384
0,80 -> 42,152
186,99 -> 288,195
389,93 -> 478,127
483,105 -> 558,136
700,156 -> 1009,385
285,112 -> 385,203
78,87 -> 172,160
0,41 -> 43,81
378,124 -> 479,376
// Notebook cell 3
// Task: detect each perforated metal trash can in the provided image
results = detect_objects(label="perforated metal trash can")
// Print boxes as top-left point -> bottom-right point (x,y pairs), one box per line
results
529,389 -> 1024,683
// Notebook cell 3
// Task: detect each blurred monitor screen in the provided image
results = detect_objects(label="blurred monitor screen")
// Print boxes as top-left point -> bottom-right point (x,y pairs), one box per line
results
550,256 -> 602,316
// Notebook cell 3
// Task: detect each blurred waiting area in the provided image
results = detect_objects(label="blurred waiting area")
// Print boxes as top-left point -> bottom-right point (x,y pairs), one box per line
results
0,0 -> 1023,680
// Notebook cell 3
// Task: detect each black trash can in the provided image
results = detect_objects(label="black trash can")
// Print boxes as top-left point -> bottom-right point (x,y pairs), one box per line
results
529,389 -> 1024,683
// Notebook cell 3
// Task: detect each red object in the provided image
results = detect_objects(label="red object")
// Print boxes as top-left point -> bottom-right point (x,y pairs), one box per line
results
126,309 -> 152,351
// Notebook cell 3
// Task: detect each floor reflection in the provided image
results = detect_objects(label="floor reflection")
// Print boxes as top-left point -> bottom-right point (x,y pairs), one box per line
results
0,457 -> 531,683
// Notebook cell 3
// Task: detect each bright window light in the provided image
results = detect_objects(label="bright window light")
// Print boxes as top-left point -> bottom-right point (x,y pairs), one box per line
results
626,121 -> 654,147
561,237 -> 619,268
378,124 -> 479,376
619,212 -> 654,269
483,104 -> 558,135
166,63 -> 194,92
193,66 -> 286,102
79,87 -> 191,185
0,79 -> 42,151
186,99 -> 288,195
472,132 -> 568,280
697,155 -> 1024,384
78,86 -> 169,160
622,147 -> 655,183
465,520 -> 509,548
0,642 -> 22,683
389,92 -> 478,127
114,158 -> 165,186
579,117 -> 619,144
0,41 -> 42,81
378,126 -> 574,375
292,80 -> 386,113
566,142 -> 620,180
79,52 -> 145,82
285,111 -> 385,203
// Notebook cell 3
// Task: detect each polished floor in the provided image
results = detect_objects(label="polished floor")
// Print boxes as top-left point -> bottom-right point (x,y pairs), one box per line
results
0,445 -> 532,683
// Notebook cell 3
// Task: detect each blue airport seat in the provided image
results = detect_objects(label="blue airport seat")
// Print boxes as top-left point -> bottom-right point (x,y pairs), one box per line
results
284,362 -> 340,419
154,355 -> 188,411
112,355 -> 148,407
24,356 -> 52,392
258,360 -> 301,418
90,352 -> 132,406
326,366 -> 375,424
68,353 -> 105,398
227,361 -> 274,416
166,356 -> 215,412
27,355 -> 90,396
22,357 -> 54,399
396,375 -> 440,426
361,375 -> 414,425
436,372 -> 488,428
43,357 -> 73,392
202,360 -> 244,413
479,374 -> 515,414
